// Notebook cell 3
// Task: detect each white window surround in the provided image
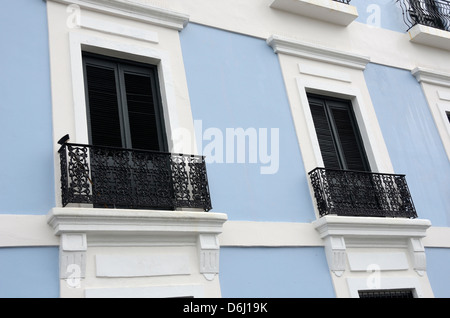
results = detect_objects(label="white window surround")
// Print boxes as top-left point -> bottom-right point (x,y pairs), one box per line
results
46,0 -> 199,208
45,0 -> 228,298
267,34 -> 394,176
268,35 -> 435,297
68,31 -> 178,147
412,67 -> 450,160
270,0 -> 358,26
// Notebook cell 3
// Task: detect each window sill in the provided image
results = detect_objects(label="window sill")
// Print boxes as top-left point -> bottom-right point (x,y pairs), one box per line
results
408,24 -> 450,51
270,0 -> 358,26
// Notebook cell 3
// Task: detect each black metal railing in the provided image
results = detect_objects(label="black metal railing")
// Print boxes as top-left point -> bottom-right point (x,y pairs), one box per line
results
397,0 -> 450,31
309,168 -> 417,218
333,0 -> 351,4
59,142 -> 212,211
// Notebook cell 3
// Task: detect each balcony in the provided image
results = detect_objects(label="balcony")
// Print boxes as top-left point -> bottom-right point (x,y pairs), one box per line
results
309,168 -> 417,218
270,0 -> 358,26
398,0 -> 450,31
398,0 -> 450,50
58,141 -> 212,212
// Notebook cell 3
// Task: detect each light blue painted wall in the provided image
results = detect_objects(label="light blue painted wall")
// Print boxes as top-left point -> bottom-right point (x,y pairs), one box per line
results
219,247 -> 335,298
426,248 -> 450,297
0,247 -> 59,297
0,0 -> 55,214
364,63 -> 450,227
180,23 -> 315,222
351,0 -> 407,33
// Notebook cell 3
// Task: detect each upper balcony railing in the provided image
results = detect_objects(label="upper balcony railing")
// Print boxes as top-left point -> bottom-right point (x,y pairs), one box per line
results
309,168 -> 417,218
334,0 -> 351,4
397,0 -> 450,31
59,140 -> 212,212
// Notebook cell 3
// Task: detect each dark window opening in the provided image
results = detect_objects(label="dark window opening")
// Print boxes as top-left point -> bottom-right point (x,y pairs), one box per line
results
83,52 -> 168,152
358,289 -> 415,298
307,94 -> 370,172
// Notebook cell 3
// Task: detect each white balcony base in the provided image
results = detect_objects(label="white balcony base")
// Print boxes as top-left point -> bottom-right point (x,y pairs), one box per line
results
408,24 -> 450,51
270,0 -> 358,26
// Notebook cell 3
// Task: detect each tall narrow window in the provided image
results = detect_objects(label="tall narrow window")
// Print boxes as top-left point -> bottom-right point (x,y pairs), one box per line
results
308,94 -> 370,171
83,53 -> 168,151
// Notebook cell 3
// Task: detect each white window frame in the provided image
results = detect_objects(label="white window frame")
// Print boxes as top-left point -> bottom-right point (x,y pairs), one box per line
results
412,67 -> 450,160
267,35 -> 395,177
68,31 -> 177,147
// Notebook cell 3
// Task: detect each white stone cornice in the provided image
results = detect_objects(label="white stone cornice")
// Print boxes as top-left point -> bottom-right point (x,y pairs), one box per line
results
46,0 -> 190,30
47,207 -> 227,237
313,215 -> 431,239
412,67 -> 450,88
266,34 -> 370,70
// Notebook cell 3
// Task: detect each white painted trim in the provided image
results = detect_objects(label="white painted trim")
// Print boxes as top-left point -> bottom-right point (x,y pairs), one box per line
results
437,103 -> 450,137
412,67 -> 450,88
95,253 -> 191,277
267,34 -> 370,70
412,67 -> 450,160
347,252 -> 409,271
47,207 -> 227,237
298,64 -> 352,83
2,215 -> 450,248
408,24 -> 450,52
295,76 -> 393,174
0,215 -> 59,247
270,0 -> 359,26
313,215 -> 431,239
219,221 -> 323,247
68,31 -> 178,146
46,0 -> 189,30
79,16 -> 159,43
313,215 -> 432,277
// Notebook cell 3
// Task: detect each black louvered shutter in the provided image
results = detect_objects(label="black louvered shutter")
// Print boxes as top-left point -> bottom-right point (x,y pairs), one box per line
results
84,63 -> 123,148
308,97 -> 341,170
308,94 -> 370,171
123,71 -> 163,151
83,53 -> 167,152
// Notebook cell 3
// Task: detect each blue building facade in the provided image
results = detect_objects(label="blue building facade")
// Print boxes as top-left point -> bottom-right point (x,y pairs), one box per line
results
0,0 -> 449,298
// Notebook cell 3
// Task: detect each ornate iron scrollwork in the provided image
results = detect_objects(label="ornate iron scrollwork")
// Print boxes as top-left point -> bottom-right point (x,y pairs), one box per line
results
59,142 -> 212,211
397,0 -> 450,31
309,168 -> 417,218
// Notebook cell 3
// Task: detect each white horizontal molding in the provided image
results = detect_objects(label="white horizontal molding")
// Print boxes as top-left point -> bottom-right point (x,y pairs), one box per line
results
46,0 -> 189,30
408,24 -> 450,51
79,16 -> 159,43
412,67 -> 450,88
219,220 -> 323,247
267,34 -> 370,70
270,0 -> 358,26
314,215 -> 431,239
47,207 -> 227,239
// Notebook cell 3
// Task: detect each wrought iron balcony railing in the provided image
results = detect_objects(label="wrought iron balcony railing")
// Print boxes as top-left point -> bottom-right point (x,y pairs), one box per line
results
334,0 -> 351,4
59,142 -> 212,211
397,0 -> 450,31
309,168 -> 417,218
